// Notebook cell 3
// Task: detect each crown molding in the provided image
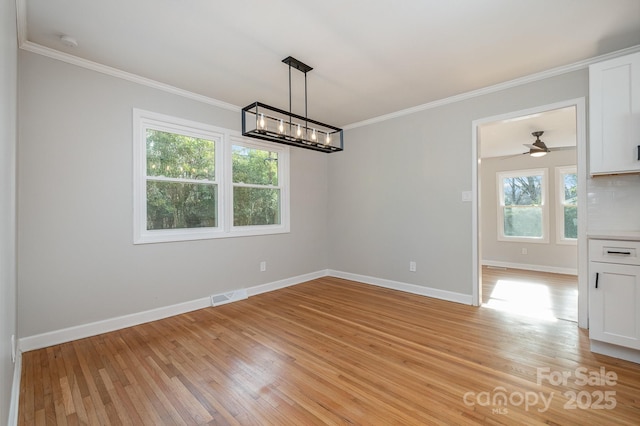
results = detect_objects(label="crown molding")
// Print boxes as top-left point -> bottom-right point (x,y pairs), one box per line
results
15,2 -> 240,112
16,3 -> 242,114
343,44 -> 640,130
19,41 -> 241,112
14,0 -> 639,128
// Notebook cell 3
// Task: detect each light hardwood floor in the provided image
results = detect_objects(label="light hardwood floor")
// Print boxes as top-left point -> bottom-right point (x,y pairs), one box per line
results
482,266 -> 578,322
19,276 -> 640,425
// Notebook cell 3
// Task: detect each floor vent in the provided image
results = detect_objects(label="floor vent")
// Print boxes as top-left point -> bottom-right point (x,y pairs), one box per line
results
210,289 -> 248,307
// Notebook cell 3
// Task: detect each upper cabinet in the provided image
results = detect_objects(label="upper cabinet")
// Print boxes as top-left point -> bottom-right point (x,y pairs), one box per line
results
589,51 -> 640,175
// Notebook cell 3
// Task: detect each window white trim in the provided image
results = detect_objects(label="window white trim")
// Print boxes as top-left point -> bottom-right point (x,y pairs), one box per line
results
496,168 -> 549,244
133,109 -> 289,244
555,165 -> 578,245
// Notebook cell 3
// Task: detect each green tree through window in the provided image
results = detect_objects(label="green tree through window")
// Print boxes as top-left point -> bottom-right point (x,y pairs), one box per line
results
232,145 -> 280,226
561,171 -> 577,240
146,129 -> 217,230
498,170 -> 546,240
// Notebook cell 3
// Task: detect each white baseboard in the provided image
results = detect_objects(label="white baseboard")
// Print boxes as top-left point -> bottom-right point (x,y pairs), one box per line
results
328,270 -> 473,305
19,296 -> 212,352
18,268 -> 471,353
8,349 -> 22,426
482,260 -> 577,276
247,269 -> 329,296
19,270 -> 330,353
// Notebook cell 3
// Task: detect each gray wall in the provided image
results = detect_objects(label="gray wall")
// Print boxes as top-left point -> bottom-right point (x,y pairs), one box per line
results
480,150 -> 578,271
17,51 -> 330,337
328,70 -> 588,295
17,46 -> 596,340
0,0 -> 18,421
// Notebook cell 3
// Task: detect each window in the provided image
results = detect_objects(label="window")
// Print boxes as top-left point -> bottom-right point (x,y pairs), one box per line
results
232,142 -> 281,227
497,168 -> 548,243
556,166 -> 577,244
146,129 -> 219,230
134,110 -> 289,243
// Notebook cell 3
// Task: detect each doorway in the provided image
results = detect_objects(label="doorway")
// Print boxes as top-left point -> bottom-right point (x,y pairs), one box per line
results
471,99 -> 588,327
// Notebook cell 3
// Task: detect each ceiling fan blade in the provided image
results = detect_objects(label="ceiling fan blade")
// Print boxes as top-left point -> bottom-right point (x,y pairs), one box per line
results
548,146 -> 576,151
501,152 -> 529,160
506,131 -> 574,159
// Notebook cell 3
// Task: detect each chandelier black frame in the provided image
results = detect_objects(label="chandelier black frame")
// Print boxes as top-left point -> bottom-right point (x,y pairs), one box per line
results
241,56 -> 343,153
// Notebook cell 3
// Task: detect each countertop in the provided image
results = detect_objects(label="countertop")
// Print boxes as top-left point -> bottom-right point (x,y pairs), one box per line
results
587,230 -> 640,241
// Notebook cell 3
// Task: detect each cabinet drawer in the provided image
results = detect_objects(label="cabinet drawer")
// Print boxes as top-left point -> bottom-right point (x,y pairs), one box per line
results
589,239 -> 640,265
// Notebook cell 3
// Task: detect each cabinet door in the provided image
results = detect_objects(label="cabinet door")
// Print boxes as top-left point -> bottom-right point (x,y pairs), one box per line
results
589,262 -> 640,349
589,51 -> 640,175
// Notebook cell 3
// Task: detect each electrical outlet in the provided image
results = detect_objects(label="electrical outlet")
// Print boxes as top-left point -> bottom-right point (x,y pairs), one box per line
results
260,261 -> 267,272
521,248 -> 528,255
409,261 -> 417,272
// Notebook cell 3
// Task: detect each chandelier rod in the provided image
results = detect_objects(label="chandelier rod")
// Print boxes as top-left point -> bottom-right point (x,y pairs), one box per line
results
283,56 -> 313,134
305,70 -> 308,132
288,63 -> 292,131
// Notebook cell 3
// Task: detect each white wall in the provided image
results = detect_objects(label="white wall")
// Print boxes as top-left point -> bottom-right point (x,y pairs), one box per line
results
480,149 -> 578,273
328,70 -> 588,296
17,51 -> 330,338
0,0 -> 18,421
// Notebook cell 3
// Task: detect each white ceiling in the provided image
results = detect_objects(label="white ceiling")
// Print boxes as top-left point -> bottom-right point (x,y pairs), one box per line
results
19,0 -> 640,129
480,106 -> 577,158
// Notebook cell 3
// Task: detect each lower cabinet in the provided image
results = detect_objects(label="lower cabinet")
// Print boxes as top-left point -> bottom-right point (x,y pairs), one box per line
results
589,239 -> 640,355
589,261 -> 640,350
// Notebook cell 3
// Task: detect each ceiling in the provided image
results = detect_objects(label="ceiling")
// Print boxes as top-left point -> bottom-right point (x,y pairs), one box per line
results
19,0 -> 640,128
480,106 -> 577,158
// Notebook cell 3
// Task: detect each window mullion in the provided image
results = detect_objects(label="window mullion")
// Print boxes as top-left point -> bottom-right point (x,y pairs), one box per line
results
232,182 -> 281,190
146,176 -> 217,185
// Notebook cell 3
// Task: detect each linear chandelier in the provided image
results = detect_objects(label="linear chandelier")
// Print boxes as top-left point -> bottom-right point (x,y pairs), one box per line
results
242,56 -> 343,153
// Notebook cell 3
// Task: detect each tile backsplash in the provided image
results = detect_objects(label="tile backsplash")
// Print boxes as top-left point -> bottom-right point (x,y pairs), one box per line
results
588,173 -> 640,231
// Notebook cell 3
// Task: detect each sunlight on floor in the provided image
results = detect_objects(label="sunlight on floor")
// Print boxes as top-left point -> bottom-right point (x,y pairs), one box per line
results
483,279 -> 558,322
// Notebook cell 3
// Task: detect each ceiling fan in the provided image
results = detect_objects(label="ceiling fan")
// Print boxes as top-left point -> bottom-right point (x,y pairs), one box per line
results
505,131 -> 574,158
524,131 -> 550,157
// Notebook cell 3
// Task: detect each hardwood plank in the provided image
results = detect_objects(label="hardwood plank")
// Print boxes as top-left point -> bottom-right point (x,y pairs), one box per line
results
18,350 -> 35,424
482,266 -> 578,322
19,276 -> 640,425
45,347 -> 68,426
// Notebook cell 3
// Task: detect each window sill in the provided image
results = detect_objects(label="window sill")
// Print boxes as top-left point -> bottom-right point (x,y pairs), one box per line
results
134,225 -> 290,244
497,235 -> 549,244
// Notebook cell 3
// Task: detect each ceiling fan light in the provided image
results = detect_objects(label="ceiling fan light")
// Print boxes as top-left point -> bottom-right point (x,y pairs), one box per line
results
530,149 -> 548,157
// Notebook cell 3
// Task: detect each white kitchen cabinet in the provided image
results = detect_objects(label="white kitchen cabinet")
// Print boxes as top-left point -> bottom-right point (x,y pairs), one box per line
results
589,51 -> 640,175
589,239 -> 640,351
